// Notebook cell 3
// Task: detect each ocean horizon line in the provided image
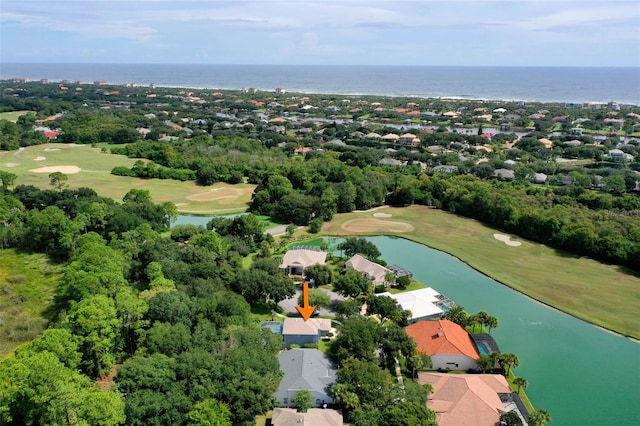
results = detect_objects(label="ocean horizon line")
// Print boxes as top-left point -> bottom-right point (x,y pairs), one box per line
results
2,63 -> 638,105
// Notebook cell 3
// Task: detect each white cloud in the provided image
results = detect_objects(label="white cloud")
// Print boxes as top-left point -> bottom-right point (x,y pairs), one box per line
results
1,0 -> 638,65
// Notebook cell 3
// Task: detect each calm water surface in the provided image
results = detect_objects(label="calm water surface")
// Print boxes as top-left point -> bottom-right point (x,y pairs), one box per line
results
171,216 -> 640,425
369,236 -> 639,426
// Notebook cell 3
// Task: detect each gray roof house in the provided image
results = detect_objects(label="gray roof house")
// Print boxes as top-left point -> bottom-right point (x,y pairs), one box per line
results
493,169 -> 515,180
608,149 -> 633,162
346,254 -> 393,286
282,317 -> 332,348
275,349 -> 337,408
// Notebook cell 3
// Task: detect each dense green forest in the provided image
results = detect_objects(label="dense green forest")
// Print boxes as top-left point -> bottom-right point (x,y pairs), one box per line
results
4,79 -> 628,425
0,185 -> 437,425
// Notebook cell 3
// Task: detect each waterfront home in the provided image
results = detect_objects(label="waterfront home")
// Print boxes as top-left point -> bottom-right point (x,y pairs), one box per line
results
345,254 -> 392,286
279,248 -> 327,276
418,372 -> 528,426
282,318 -> 332,347
275,348 -> 336,408
271,408 -> 343,426
405,319 -> 480,370
378,287 -> 445,322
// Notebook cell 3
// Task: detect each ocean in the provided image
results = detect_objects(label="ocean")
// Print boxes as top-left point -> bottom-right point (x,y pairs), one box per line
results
2,63 -> 639,105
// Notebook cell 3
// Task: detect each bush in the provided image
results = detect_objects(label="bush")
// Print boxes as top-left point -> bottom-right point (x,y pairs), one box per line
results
302,343 -> 318,349
308,218 -> 323,234
374,284 -> 386,294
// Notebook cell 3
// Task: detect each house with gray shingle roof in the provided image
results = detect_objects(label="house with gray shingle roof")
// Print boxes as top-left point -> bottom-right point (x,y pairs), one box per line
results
275,349 -> 336,408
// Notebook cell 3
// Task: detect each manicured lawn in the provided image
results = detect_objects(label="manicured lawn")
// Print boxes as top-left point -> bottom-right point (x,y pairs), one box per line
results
507,371 -> 535,413
321,205 -> 640,339
0,110 -> 31,122
0,249 -> 62,358
387,279 -> 427,294
0,144 -> 255,213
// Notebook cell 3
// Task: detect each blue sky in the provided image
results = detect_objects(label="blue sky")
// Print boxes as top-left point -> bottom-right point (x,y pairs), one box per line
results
2,0 -> 639,66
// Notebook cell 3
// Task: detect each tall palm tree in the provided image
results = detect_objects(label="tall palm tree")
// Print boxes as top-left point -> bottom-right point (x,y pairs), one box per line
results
513,376 -> 528,394
489,351 -> 502,373
443,304 -> 468,327
502,353 -> 520,376
528,409 -> 552,426
475,311 -> 489,330
485,315 -> 499,334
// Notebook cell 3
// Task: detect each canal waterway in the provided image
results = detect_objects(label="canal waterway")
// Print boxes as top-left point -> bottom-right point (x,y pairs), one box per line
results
175,214 -> 639,425
368,236 -> 639,426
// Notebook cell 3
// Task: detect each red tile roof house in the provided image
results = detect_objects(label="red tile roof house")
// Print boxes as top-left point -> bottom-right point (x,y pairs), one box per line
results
405,319 -> 480,370
418,372 -> 527,426
282,318 -> 332,348
279,249 -> 327,276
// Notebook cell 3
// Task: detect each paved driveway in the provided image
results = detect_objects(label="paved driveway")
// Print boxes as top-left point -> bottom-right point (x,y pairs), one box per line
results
278,287 -> 345,317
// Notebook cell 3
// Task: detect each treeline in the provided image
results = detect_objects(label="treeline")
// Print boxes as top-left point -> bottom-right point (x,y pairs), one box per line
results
421,174 -> 640,268
0,186 -> 300,425
112,160 -> 196,181
103,135 -> 640,269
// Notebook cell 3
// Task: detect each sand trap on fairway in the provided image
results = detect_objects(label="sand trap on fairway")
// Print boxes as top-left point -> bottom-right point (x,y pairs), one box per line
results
44,148 -> 60,152
5,163 -> 19,167
373,212 -> 392,218
342,218 -> 414,233
34,156 -> 46,161
186,186 -> 253,202
493,233 -> 522,247
29,165 -> 81,174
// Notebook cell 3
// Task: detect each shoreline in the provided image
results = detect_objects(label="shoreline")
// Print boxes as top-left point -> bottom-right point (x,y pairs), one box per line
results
2,64 -> 639,105
316,230 -> 640,342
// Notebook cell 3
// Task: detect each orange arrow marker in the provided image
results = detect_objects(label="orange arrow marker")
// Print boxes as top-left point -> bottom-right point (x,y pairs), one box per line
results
296,282 -> 317,321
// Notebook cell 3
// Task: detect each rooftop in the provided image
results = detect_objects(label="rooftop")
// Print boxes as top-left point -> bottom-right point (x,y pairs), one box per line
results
378,288 -> 444,321
279,249 -> 327,270
282,317 -> 332,336
272,408 -> 343,426
405,319 -> 480,359
277,348 -> 336,399
418,373 -> 515,426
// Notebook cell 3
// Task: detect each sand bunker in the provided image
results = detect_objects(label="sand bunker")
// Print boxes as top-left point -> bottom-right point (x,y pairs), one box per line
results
44,148 -> 60,152
186,187 -> 253,202
342,218 -> 414,233
29,165 -> 81,174
373,212 -> 392,218
34,156 -> 46,161
493,234 -> 522,247
5,163 -> 19,167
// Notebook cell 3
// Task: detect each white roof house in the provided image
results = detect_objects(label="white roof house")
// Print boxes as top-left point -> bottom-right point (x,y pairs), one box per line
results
346,254 -> 392,285
279,249 -> 327,276
378,287 -> 444,322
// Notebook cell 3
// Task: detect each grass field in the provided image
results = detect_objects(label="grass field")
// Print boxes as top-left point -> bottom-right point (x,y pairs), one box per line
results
0,110 -> 31,122
321,205 -> 640,339
0,144 -> 256,213
0,249 -> 62,358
